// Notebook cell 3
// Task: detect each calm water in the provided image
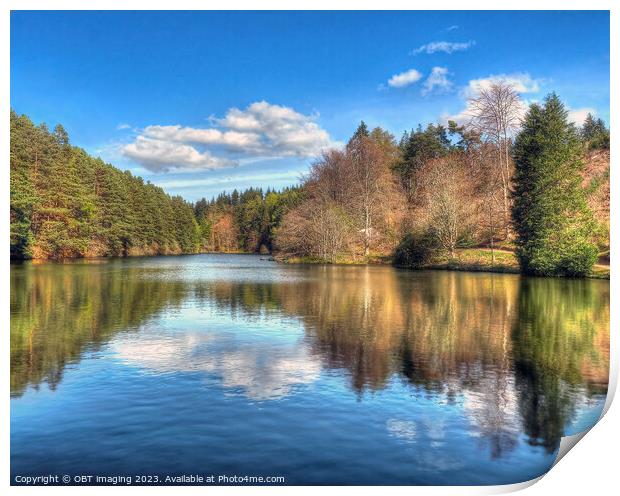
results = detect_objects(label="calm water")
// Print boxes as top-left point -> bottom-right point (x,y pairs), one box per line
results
10,254 -> 609,485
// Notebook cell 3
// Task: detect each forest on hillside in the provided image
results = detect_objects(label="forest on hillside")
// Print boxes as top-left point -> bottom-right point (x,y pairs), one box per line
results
271,91 -> 609,275
10,83 -> 610,276
10,111 -> 200,260
10,110 -> 304,260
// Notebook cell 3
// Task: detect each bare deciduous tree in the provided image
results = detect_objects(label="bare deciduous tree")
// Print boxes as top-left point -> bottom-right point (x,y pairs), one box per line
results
421,156 -> 477,257
467,81 -> 522,240
275,200 -> 353,262
346,133 -> 399,257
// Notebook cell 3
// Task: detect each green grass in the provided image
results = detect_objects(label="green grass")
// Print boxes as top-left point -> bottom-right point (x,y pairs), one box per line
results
425,248 -> 520,274
280,254 -> 391,265
279,248 -> 609,279
427,248 -> 609,279
591,264 -> 611,279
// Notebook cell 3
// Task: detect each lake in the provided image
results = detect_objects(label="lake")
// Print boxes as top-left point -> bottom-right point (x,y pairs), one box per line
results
10,254 -> 609,485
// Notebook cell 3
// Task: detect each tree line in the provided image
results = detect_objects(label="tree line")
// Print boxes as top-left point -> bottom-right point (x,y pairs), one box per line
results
11,85 -> 609,276
275,88 -> 609,277
11,111 -> 201,259
192,186 -> 303,254
10,111 -> 302,260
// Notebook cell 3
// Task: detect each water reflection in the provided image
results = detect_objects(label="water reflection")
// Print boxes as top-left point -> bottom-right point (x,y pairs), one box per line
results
512,277 -> 609,451
11,257 -> 609,464
112,330 -> 321,400
10,262 -> 189,397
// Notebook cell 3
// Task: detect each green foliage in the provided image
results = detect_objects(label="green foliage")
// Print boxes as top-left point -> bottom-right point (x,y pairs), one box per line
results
348,120 -> 369,147
580,113 -> 610,150
193,185 -> 303,253
511,94 -> 598,277
10,111 -> 201,260
393,123 -> 452,199
447,120 -> 483,152
393,230 -> 437,267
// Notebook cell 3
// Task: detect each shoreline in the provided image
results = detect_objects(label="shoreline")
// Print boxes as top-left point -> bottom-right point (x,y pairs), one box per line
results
11,250 -> 610,280
278,249 -> 610,280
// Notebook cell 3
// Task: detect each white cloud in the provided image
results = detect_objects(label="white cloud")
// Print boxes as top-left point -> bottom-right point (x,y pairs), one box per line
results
122,136 -> 233,172
412,40 -> 475,55
448,73 -> 592,128
462,73 -> 541,98
215,101 -> 335,157
568,107 -> 596,126
446,72 -> 542,125
122,101 -> 337,172
142,125 -> 263,151
116,123 -> 131,130
422,67 -> 453,96
446,25 -> 459,31
387,68 -> 423,88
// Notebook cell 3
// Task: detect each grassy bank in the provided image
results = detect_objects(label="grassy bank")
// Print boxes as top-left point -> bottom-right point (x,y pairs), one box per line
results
275,254 -> 392,265
420,248 -> 521,274
279,248 -> 610,279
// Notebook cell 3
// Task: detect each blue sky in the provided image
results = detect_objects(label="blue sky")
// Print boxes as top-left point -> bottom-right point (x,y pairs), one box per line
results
11,11 -> 610,201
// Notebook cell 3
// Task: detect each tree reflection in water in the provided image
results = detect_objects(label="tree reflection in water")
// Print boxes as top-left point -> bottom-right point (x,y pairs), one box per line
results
11,259 -> 609,459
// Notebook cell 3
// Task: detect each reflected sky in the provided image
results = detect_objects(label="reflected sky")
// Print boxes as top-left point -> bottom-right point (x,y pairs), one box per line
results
10,254 -> 609,485
112,325 -> 321,401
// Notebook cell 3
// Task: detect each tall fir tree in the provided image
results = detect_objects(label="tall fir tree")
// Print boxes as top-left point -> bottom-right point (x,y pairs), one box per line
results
511,94 -> 598,276
347,121 -> 369,149
10,111 -> 206,260
580,113 -> 610,150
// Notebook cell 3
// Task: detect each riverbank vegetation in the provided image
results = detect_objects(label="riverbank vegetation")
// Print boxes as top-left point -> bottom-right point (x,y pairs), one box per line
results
275,89 -> 609,277
10,84 -> 610,277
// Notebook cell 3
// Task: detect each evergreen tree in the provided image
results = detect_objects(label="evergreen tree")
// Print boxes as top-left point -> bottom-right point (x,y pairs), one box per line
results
347,121 -> 369,148
53,124 -> 69,147
393,123 -> 451,201
10,111 -> 38,258
10,111 -> 206,260
511,94 -> 598,276
580,113 -> 609,150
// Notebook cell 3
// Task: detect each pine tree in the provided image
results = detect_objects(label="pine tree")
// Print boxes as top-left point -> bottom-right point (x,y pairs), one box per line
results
580,113 -> 609,150
511,94 -> 598,276
347,121 -> 369,148
10,111 -> 38,258
10,110 -> 208,260
393,123 -> 451,201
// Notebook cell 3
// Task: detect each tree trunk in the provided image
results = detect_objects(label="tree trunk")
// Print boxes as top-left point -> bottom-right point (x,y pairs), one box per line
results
364,207 -> 370,257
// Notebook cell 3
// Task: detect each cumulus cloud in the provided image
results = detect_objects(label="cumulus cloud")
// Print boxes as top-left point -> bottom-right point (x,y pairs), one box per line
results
142,125 -> 263,151
387,68 -> 423,88
422,67 -> 453,96
412,40 -> 475,55
462,73 -> 541,98
215,101 -> 335,157
122,101 -> 337,172
113,330 -> 321,401
446,72 -> 542,125
568,107 -> 596,126
122,136 -> 233,172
